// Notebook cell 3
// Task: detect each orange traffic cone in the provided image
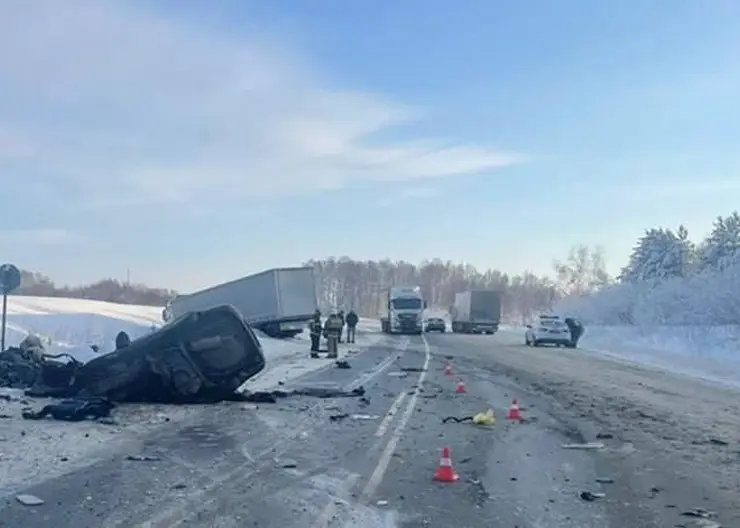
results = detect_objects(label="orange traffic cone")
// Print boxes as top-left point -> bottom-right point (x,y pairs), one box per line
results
455,379 -> 467,393
444,363 -> 453,376
433,447 -> 459,482
506,398 -> 523,422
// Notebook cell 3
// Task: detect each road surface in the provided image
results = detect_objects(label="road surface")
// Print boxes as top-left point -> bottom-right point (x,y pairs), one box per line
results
0,328 -> 736,527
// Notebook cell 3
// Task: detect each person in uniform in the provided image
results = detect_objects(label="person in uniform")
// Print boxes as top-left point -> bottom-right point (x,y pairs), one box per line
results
323,312 -> 343,358
309,310 -> 322,356
345,309 -> 359,344
564,317 -> 584,348
337,310 -> 345,343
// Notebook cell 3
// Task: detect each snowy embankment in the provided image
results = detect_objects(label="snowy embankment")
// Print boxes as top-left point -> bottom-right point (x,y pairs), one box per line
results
550,274 -> 740,389
0,295 -> 383,496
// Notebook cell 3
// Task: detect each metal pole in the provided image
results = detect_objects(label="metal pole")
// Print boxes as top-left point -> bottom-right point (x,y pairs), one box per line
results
1,293 -> 7,352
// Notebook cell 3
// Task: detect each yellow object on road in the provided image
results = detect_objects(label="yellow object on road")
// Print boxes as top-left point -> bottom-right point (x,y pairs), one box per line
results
473,409 -> 495,426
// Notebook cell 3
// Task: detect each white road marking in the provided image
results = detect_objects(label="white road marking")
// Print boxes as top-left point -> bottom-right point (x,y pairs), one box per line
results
309,472 -> 361,528
361,334 -> 431,499
348,338 -> 407,391
374,391 -> 407,438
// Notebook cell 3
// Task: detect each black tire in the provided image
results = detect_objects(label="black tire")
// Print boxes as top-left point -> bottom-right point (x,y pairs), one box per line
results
532,340 -> 540,347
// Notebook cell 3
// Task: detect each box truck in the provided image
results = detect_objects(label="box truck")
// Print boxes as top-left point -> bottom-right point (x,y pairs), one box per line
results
163,267 -> 318,339
450,290 -> 502,334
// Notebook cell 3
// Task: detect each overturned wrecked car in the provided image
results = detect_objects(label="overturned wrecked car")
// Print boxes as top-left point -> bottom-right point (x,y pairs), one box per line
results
6,305 -> 266,403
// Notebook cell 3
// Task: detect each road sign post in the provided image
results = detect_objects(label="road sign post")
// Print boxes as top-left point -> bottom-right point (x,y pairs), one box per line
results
0,263 -> 21,352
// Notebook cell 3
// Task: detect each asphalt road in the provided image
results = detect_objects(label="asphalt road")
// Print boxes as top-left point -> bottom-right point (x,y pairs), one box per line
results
1,329 -> 735,527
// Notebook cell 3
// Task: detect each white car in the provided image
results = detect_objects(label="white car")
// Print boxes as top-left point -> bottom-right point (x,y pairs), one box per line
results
525,315 -> 573,347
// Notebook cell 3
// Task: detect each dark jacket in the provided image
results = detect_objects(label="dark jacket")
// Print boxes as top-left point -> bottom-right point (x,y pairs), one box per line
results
345,311 -> 359,327
309,318 -> 322,336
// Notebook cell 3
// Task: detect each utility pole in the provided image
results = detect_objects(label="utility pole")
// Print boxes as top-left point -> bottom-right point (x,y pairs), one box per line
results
126,268 -> 130,286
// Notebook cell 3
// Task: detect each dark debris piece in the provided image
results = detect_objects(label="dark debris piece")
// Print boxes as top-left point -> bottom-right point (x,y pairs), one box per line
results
22,398 -> 115,422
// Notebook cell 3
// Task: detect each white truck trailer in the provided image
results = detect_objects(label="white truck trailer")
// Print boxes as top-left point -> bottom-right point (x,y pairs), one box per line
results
163,267 -> 318,339
450,290 -> 502,334
380,285 -> 426,335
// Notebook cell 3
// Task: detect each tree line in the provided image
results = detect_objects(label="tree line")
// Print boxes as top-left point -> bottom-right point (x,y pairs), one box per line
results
11,246 -> 612,323
559,210 -> 740,326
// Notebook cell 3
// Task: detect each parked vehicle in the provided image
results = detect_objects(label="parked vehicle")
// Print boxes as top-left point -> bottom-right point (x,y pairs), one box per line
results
380,286 -> 426,334
164,267 -> 318,339
525,314 -> 572,347
450,290 -> 502,334
424,317 -> 446,333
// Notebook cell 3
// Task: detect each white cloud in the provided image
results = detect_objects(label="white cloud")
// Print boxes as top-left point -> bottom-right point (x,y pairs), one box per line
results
377,186 -> 443,207
0,0 -> 525,210
0,229 -> 85,246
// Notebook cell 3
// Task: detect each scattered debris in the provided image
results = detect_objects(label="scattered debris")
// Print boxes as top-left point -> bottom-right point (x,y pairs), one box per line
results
16,494 -> 44,506
335,360 -> 351,369
242,386 -> 366,404
473,410 -> 495,426
22,398 -> 115,422
680,508 -> 717,519
125,455 -> 161,462
399,366 -> 426,373
171,483 -> 187,490
376,500 -> 389,506
595,477 -> 615,484
580,491 -> 605,501
278,459 -> 298,468
595,432 -> 614,439
329,413 -> 350,422
351,414 -> 379,420
442,415 -> 474,424
387,372 -> 409,378
562,442 -> 605,450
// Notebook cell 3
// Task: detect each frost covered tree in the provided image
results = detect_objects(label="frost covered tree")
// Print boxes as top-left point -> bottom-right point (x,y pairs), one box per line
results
620,226 -> 694,282
552,245 -> 611,296
698,212 -> 740,271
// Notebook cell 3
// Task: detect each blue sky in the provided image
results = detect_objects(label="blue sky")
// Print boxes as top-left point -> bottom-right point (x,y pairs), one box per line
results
1,0 -> 739,291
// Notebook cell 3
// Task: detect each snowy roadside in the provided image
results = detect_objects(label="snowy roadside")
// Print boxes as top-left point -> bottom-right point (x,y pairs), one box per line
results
496,323 -> 740,389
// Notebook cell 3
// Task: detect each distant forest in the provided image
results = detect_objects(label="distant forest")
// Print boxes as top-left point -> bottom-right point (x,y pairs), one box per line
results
12,247 -> 608,322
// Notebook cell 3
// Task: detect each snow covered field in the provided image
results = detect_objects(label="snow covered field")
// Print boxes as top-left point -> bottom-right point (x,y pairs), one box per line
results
500,323 -> 740,389
0,295 -> 383,497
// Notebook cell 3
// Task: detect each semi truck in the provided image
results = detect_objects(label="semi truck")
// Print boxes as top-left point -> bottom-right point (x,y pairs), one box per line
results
450,290 -> 502,334
162,267 -> 318,339
380,285 -> 426,334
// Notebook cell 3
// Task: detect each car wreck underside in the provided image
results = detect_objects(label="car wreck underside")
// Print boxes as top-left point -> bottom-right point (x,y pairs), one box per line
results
4,305 -> 267,404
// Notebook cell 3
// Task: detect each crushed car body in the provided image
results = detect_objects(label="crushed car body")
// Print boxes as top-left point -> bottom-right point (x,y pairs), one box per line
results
79,304 -> 266,403
4,304 -> 266,404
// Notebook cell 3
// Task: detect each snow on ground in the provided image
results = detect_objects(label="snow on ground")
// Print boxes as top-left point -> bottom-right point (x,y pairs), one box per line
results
548,271 -> 740,389
0,296 -> 386,496
500,323 -> 740,390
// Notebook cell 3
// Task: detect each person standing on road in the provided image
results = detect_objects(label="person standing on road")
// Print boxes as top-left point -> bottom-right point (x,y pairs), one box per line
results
337,310 -> 346,343
564,317 -> 584,348
309,310 -> 322,356
323,312 -> 343,358
345,309 -> 359,344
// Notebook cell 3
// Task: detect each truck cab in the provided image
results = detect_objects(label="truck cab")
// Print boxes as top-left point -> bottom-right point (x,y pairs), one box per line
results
383,286 -> 426,334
